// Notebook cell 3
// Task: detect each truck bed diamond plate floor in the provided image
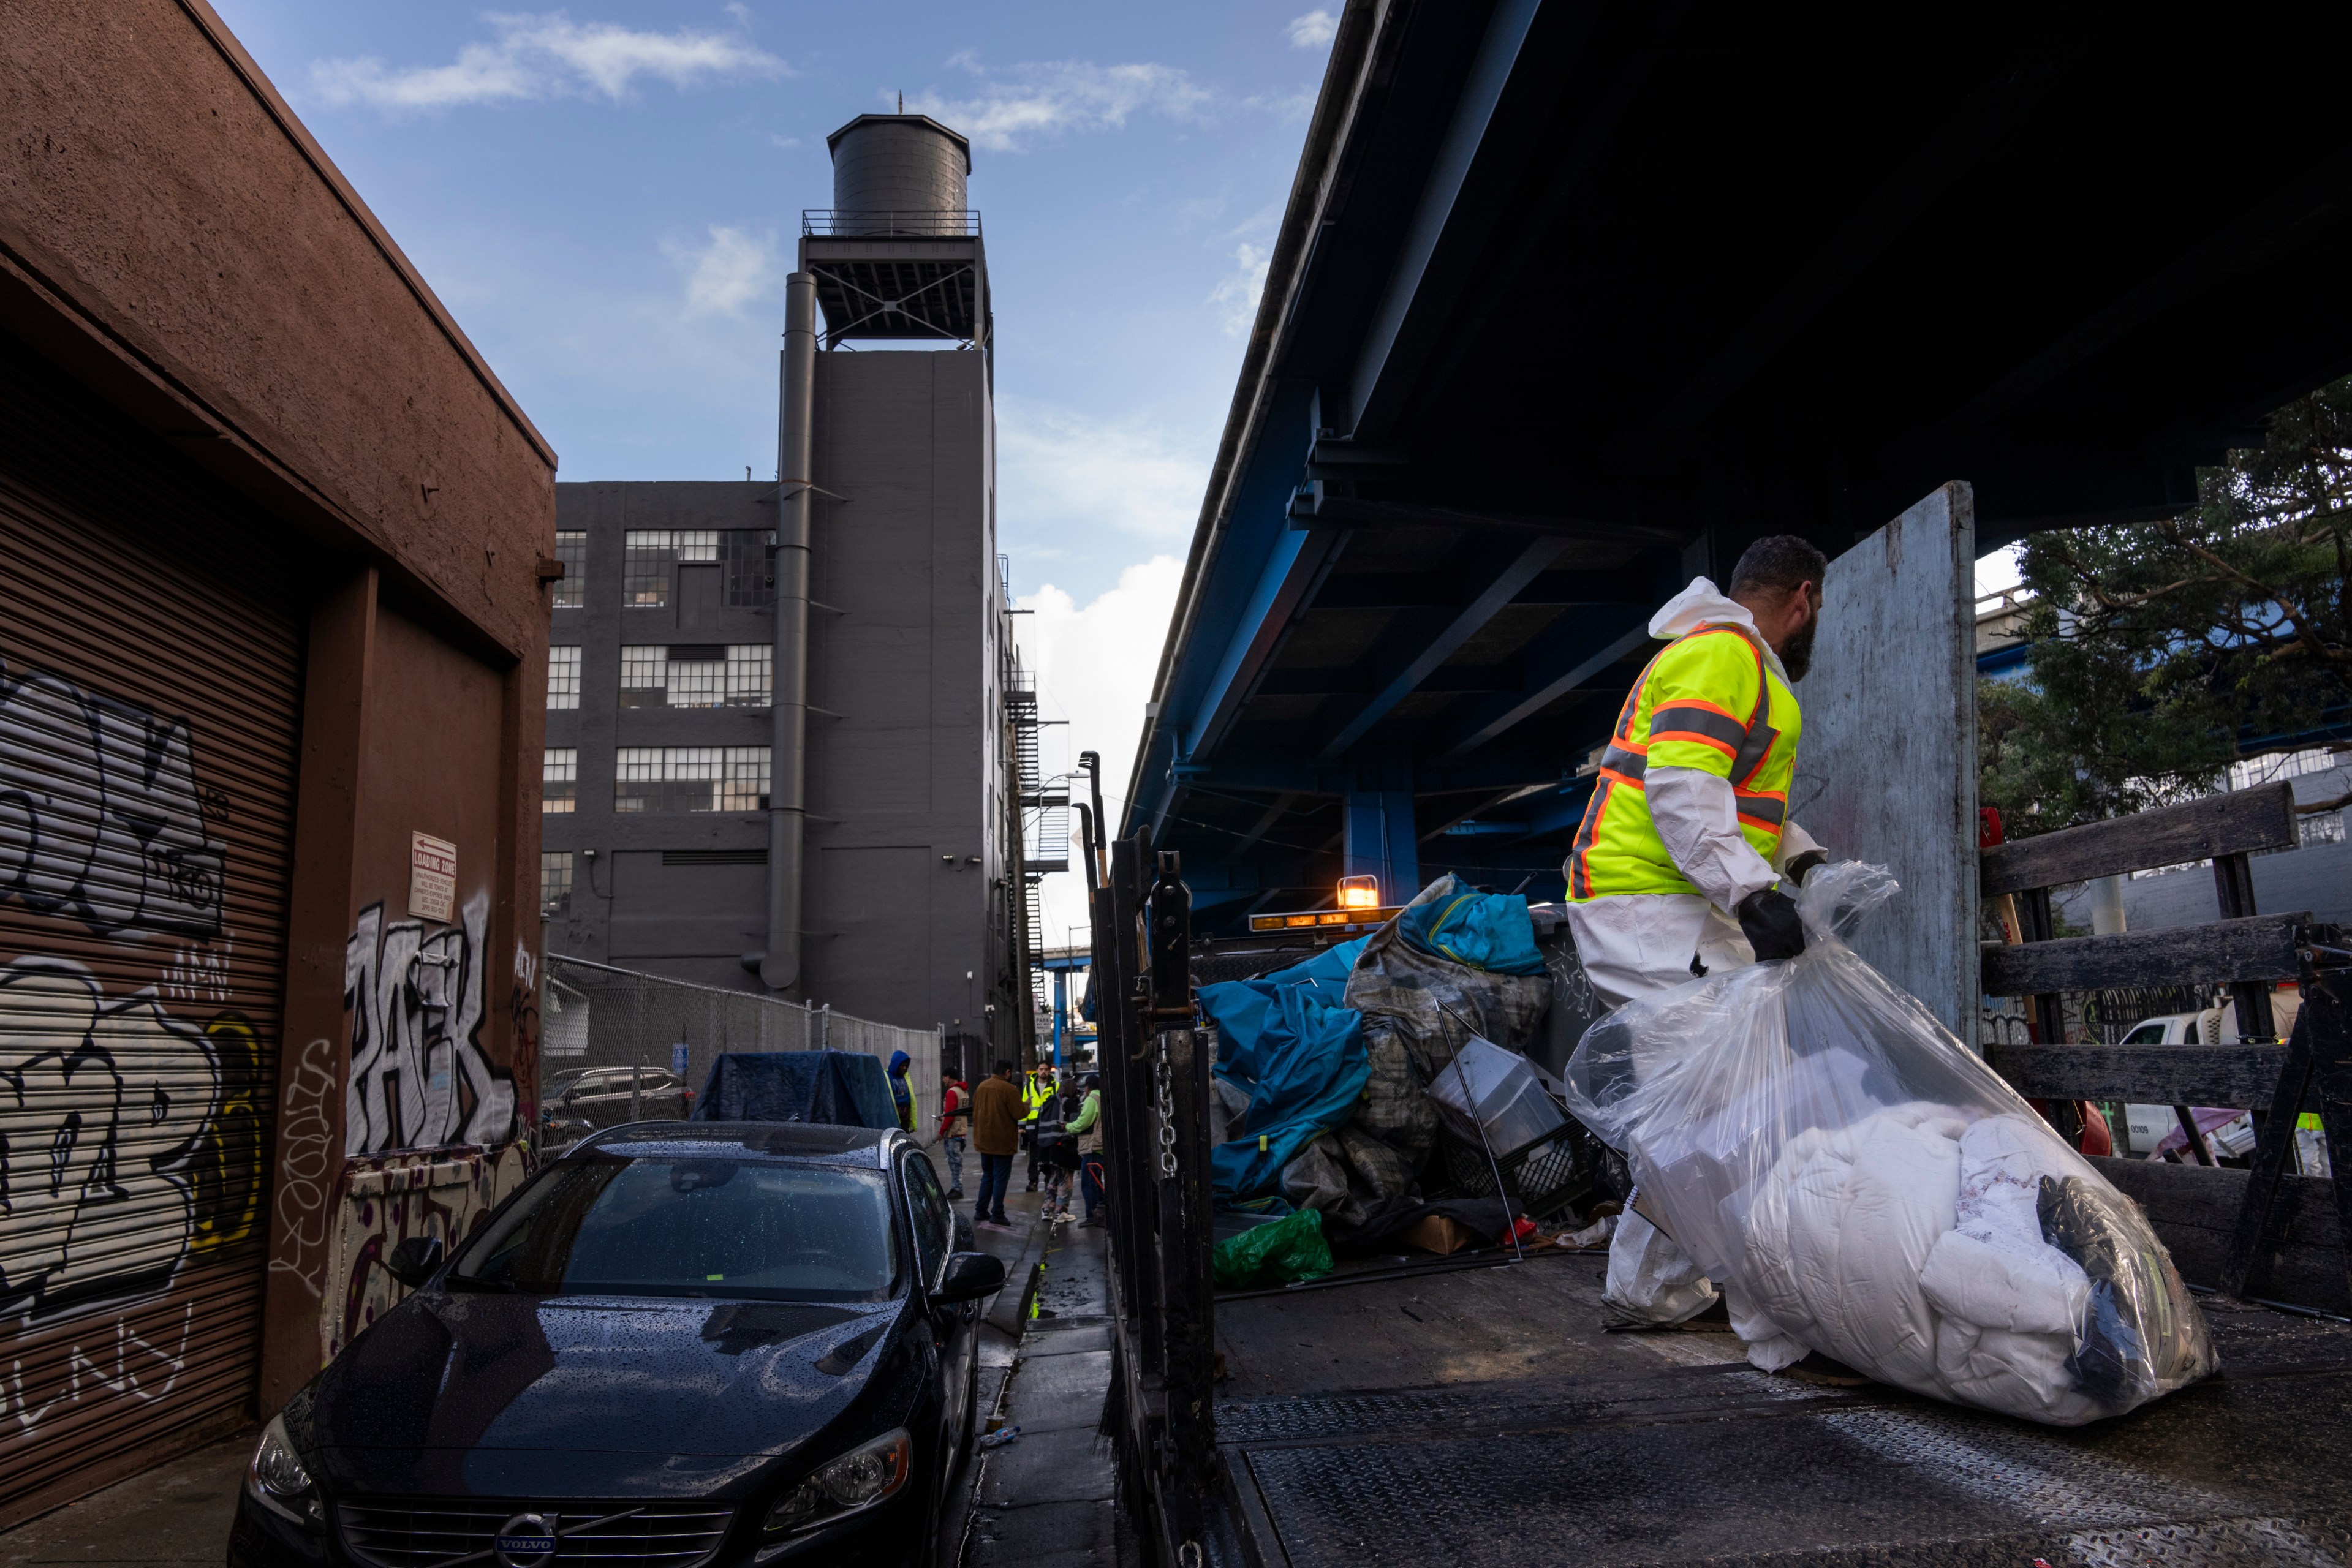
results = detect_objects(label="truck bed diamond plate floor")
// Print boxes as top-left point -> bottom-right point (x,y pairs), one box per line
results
1217,1303 -> 2352,1568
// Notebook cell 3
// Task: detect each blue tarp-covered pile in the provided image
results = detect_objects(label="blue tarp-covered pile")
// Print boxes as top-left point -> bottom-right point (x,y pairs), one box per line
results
1201,937 -> 1370,1202
1203,875 -> 1553,1229
692,1050 -> 899,1129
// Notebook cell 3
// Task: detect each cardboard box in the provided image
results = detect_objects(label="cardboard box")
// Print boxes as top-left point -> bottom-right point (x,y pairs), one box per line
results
1402,1215 -> 1484,1256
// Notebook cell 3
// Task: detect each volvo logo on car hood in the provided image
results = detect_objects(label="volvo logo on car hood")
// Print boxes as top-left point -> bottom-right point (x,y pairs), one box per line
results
492,1513 -> 559,1568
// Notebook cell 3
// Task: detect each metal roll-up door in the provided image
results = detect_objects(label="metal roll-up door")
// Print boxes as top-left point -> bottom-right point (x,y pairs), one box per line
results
0,330 -> 303,1524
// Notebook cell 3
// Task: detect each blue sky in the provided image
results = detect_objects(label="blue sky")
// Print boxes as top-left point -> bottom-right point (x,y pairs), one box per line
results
211,1 -> 1336,952
213,1 -> 1333,605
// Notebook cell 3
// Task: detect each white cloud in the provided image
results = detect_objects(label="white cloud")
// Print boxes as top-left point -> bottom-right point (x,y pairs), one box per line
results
1208,241 -> 1271,337
668,226 -> 779,318
1286,10 -> 1339,48
1016,557 -> 1186,949
997,399 -> 1208,545
906,61 -> 1217,152
310,12 -> 784,111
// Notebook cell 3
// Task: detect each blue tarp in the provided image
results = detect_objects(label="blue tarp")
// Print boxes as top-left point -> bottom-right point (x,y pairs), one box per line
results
1201,938 -> 1371,1201
691,1050 -> 899,1129
1397,889 -> 1546,975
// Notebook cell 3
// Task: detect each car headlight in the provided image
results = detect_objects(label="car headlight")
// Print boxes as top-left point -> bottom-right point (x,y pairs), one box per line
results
246,1414 -> 323,1528
763,1428 -> 912,1534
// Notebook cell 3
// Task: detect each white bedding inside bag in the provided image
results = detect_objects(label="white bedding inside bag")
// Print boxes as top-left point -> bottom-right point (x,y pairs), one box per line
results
1560,861 -> 2215,1424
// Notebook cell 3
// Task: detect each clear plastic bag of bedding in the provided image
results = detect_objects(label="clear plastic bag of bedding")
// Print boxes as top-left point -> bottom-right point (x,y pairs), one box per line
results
1559,861 -> 2215,1425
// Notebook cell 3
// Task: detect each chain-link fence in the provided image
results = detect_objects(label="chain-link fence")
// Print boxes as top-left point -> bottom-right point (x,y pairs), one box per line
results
540,956 -> 941,1150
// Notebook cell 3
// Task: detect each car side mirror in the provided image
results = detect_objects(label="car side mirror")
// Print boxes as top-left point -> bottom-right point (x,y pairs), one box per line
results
386,1235 -> 445,1289
930,1251 -> 1005,1305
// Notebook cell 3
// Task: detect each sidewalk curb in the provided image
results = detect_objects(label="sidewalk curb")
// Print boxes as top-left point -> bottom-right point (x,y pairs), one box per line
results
985,1219 -> 1053,1336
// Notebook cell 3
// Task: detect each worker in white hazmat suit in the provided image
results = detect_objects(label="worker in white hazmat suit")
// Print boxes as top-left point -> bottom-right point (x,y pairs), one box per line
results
1562,535 -> 1831,1344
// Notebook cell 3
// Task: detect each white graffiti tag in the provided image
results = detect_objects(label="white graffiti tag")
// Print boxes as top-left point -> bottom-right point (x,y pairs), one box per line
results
0,663 -> 225,938
344,891 -> 516,1156
0,960 -> 221,1317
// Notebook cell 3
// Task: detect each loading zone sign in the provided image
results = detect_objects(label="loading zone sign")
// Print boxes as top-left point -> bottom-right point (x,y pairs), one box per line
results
409,831 -> 457,924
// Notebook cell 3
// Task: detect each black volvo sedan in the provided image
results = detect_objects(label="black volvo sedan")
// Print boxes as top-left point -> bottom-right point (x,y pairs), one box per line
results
228,1121 -> 1002,1568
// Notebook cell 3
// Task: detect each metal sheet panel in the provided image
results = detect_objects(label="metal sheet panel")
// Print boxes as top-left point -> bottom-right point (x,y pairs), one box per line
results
1790,482 -> 1980,1037
0,337 -> 302,1524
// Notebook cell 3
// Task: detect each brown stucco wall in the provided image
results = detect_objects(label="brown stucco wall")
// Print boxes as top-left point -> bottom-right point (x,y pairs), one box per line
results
0,0 -> 556,657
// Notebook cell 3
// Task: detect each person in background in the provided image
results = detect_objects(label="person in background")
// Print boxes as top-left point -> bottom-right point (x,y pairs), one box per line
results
1069,1072 -> 1105,1227
886,1049 -> 917,1134
1021,1065 -> 1054,1191
937,1069 -> 970,1198
970,1061 -> 1023,1231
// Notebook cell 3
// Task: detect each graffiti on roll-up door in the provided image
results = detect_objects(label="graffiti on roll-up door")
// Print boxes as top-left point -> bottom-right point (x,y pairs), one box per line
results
0,661 -> 226,938
344,890 -> 517,1156
0,959 -> 267,1319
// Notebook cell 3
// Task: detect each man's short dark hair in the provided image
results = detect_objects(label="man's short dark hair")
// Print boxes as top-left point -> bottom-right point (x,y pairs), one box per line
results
993,1060 -> 1015,1076
1729,535 -> 1828,598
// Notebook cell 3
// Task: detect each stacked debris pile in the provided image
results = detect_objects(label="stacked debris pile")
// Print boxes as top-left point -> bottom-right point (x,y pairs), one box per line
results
1202,875 -> 1598,1249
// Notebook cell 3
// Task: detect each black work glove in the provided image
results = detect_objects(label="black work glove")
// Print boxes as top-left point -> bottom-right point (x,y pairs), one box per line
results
1737,884 -> 1806,961
1785,850 -> 1828,886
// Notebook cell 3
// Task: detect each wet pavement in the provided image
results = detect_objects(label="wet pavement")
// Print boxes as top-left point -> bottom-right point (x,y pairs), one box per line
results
0,1428 -> 252,1567
955,1195 -> 1132,1568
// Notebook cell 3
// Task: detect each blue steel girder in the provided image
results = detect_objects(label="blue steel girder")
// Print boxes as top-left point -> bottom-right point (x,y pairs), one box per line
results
1313,533 -> 1568,760
1184,525 -> 1347,762
1171,745 -> 1567,799
1141,382 -> 1323,842
1344,0 -> 1556,443
1439,610 -> 1654,760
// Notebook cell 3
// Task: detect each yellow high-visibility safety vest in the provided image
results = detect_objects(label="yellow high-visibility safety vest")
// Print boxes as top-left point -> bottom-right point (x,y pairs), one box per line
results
1568,622 -> 1803,901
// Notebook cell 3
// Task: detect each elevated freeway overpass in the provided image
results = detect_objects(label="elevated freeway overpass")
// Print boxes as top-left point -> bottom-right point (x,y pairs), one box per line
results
1125,0 -> 2352,933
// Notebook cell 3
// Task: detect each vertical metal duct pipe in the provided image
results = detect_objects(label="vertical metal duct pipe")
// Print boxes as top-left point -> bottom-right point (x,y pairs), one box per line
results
761,271 -> 818,992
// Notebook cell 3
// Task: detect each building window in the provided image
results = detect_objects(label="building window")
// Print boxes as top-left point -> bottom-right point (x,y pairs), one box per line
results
552,530 -> 586,609
541,851 -> 573,917
721,746 -> 771,811
2263,810 -> 2348,856
548,646 -> 581,710
2229,747 -> 2341,790
543,748 -> 577,813
619,646 -> 668,707
724,530 -> 779,607
622,529 -> 722,607
666,646 -> 726,707
614,747 -> 771,813
623,531 -> 671,607
727,644 -> 773,706
619,644 -> 771,707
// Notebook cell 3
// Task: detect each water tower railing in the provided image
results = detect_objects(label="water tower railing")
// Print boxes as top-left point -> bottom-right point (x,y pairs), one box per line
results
802,209 -> 982,238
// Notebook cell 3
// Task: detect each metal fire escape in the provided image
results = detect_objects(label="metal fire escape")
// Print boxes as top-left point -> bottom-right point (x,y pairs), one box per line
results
1002,559 -> 1068,1053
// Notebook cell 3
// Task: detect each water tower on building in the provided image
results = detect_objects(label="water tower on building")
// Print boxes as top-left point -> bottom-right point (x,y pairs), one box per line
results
803,115 -> 988,350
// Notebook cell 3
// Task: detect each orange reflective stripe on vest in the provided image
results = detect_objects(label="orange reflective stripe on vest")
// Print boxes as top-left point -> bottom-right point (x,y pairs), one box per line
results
1567,622 -> 1802,901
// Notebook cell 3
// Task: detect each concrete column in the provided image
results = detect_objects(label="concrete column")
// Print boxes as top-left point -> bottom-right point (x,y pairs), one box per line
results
2090,874 -> 2128,936
1343,754 -> 1420,904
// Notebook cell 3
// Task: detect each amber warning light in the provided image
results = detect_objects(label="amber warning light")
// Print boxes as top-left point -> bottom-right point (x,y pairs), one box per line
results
1247,876 -> 1403,934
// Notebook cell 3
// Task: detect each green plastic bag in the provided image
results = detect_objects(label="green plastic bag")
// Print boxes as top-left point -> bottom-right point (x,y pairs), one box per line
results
1212,1208 -> 1334,1289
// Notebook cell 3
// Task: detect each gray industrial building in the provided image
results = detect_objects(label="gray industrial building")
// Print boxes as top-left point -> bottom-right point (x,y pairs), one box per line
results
540,113 -> 1026,1053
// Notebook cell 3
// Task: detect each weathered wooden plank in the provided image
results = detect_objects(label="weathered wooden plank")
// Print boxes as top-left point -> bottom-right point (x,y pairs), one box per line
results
1980,783 -> 2294,895
1791,484 -> 1979,1036
1980,912 -> 2308,995
2094,1156 -> 2347,1316
1987,1042 -> 2289,1105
